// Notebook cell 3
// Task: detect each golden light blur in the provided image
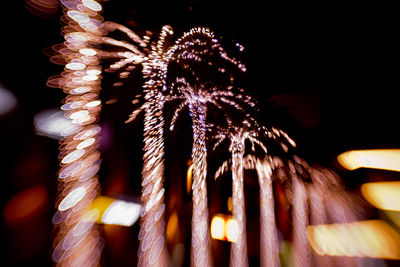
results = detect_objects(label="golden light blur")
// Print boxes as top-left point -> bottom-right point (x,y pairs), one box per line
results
186,163 -> 193,194
361,182 -> 400,211
210,214 -> 238,242
337,149 -> 400,172
307,220 -> 400,259
211,215 -> 225,240
166,212 -> 179,242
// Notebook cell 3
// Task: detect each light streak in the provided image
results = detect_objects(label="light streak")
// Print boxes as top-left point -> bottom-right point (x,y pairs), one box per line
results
307,220 -> 400,259
361,181 -> 400,211
50,1 -> 104,266
255,158 -> 280,267
337,149 -> 400,172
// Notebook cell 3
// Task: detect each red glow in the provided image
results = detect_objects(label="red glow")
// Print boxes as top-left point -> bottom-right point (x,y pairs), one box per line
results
3,186 -> 48,224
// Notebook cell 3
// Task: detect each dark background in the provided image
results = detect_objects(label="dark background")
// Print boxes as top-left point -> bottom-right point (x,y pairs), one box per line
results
0,0 -> 397,266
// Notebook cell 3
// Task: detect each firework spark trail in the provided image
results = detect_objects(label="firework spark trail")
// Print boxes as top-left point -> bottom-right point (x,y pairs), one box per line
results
50,1 -> 105,266
255,158 -> 280,267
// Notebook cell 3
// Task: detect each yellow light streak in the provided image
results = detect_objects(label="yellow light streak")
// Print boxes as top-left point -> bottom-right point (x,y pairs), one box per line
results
361,182 -> 400,211
337,149 -> 400,172
306,220 -> 400,259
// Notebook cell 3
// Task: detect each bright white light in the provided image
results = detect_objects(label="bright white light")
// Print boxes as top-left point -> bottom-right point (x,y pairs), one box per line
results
85,100 -> 101,108
34,109 -> 80,139
69,110 -> 89,120
58,187 -> 87,211
101,200 -> 141,226
82,0 -> 102,12
82,74 -> 99,81
210,216 -> 225,240
66,62 -> 86,70
79,48 -> 97,56
226,218 -> 239,242
61,149 -> 85,164
0,83 -> 17,116
70,86 -> 92,94
67,10 -> 90,23
86,69 -> 101,75
77,138 -> 96,149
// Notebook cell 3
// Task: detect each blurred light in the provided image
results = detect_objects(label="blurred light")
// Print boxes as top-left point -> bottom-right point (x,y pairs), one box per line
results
227,197 -> 233,212
0,83 -> 17,116
102,200 -> 141,226
166,212 -> 179,242
210,214 -> 238,242
3,186 -> 48,224
58,187 -> 87,211
338,149 -> 400,172
25,0 -> 59,18
66,62 -> 86,70
67,10 -> 89,23
34,109 -> 80,139
306,220 -> 400,259
82,0 -> 102,12
361,182 -> 400,211
82,74 -> 99,81
76,138 -> 96,149
61,149 -> 86,164
226,218 -> 239,242
211,215 -> 225,240
384,210 -> 400,228
186,164 -> 193,194
90,196 -> 141,226
85,100 -> 101,108
79,48 -> 97,56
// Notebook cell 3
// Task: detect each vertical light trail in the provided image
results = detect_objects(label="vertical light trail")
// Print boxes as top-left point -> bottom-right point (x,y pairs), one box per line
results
230,141 -> 248,267
256,158 -> 280,267
50,1 -> 104,266
292,174 -> 311,267
137,25 -> 173,267
189,103 -> 213,267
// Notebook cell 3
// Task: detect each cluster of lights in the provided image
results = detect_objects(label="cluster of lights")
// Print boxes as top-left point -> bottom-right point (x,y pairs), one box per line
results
99,20 -> 251,266
50,1 -> 104,266
47,3 -> 367,266
210,214 -> 239,243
